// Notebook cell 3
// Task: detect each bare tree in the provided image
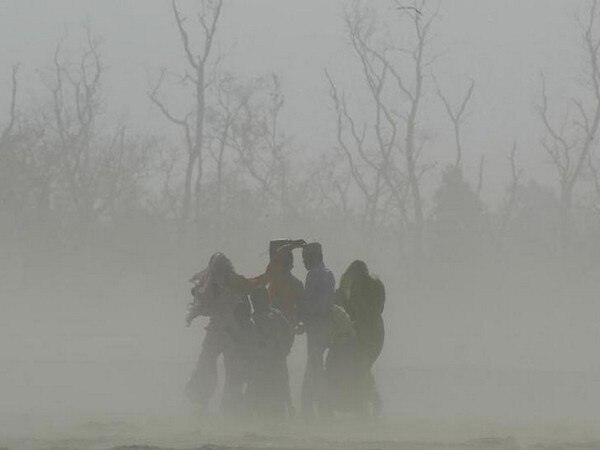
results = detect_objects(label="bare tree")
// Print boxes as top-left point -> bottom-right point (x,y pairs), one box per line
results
387,0 -> 439,258
149,0 -> 223,226
331,4 -> 410,238
496,141 -> 523,253
1,64 -> 19,144
311,152 -> 353,219
206,73 -> 250,217
260,75 -> 290,218
229,75 -> 292,217
1,64 -> 21,212
325,68 -> 392,236
147,142 -> 182,222
42,26 -> 152,234
333,0 -> 439,260
588,152 -> 600,218
1,64 -> 64,225
435,78 -> 475,168
46,26 -> 104,224
345,6 -> 410,223
476,154 -> 485,196
538,0 -> 600,250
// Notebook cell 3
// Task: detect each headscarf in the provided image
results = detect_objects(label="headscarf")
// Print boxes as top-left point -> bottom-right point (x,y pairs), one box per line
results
190,252 -> 235,298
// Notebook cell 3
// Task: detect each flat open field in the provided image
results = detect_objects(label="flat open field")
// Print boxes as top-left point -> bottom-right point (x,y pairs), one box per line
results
3,413 -> 600,450
2,360 -> 600,450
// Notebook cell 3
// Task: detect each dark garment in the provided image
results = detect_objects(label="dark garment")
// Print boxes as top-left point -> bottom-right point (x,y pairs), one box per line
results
185,253 -> 266,412
222,320 -> 258,417
185,325 -> 234,407
268,271 -> 304,325
336,274 -> 385,365
185,284 -> 247,410
300,263 -> 335,420
301,316 -> 333,420
335,272 -> 385,413
248,307 -> 293,419
357,316 -> 385,367
299,262 -> 335,321
185,318 -> 257,417
266,271 -> 303,413
249,357 -> 289,419
325,332 -> 368,414
323,304 -> 368,414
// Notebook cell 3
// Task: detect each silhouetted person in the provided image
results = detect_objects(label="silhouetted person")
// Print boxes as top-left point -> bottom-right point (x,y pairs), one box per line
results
185,253 -> 264,413
267,239 -> 305,415
247,287 -> 294,420
268,239 -> 304,325
325,304 -> 368,415
221,297 -> 257,418
297,242 -> 335,421
335,260 -> 385,414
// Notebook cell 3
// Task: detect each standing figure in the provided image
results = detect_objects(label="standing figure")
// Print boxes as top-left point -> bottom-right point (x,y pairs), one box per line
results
248,287 -> 294,420
324,304 -> 368,415
268,239 -> 304,325
297,242 -> 335,421
185,253 -> 264,413
267,239 -> 305,416
335,260 -> 385,414
222,297 -> 258,418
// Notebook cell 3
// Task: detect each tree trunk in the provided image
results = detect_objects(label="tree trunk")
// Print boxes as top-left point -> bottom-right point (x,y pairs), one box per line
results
560,185 -> 573,255
406,107 -> 424,263
181,151 -> 196,224
193,60 -> 206,224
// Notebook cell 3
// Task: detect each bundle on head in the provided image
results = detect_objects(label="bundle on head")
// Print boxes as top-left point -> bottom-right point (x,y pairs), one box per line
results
269,239 -> 293,261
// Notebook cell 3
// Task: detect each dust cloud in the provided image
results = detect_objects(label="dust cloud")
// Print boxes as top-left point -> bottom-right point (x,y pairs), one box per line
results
1,1 -> 600,449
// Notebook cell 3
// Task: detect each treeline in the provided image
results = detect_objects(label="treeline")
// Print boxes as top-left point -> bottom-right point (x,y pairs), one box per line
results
2,1 -> 600,293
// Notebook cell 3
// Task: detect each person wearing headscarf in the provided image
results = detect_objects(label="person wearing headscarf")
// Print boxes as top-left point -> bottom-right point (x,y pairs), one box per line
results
335,260 -> 385,414
185,253 -> 265,412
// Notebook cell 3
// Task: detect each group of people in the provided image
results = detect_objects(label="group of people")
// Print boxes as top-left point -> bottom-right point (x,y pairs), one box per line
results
184,239 -> 385,421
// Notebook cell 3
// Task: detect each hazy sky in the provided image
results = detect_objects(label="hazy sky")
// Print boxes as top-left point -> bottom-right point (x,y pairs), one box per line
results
3,4 -> 600,428
0,0 -> 586,202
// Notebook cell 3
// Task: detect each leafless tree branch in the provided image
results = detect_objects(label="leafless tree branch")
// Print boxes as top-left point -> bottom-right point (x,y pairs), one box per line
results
1,64 -> 19,141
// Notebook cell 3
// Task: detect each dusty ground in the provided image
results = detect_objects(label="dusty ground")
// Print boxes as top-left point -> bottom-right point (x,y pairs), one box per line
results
2,359 -> 600,450
3,413 -> 600,450
3,273 -> 600,450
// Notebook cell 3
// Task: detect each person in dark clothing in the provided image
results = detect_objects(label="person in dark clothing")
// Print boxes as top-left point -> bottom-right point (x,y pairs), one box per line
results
297,242 -> 335,421
220,297 -> 259,418
324,304 -> 368,415
268,240 -> 304,325
247,287 -> 294,420
185,253 -> 265,413
335,260 -> 385,415
267,240 -> 305,416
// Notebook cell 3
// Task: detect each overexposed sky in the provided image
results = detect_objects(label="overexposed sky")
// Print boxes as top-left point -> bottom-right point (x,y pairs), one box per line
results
0,0 -> 588,203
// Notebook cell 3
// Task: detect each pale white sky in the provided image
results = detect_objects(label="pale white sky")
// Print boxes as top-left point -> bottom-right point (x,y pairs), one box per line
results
0,0 -> 587,204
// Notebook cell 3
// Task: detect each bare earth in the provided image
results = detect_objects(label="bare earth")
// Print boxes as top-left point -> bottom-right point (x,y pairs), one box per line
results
3,413 -> 600,450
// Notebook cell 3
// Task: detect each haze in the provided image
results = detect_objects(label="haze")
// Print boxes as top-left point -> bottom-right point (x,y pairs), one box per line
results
1,1 -> 599,449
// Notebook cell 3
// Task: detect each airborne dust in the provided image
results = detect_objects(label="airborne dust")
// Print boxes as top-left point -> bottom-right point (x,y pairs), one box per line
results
1,1 -> 600,449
